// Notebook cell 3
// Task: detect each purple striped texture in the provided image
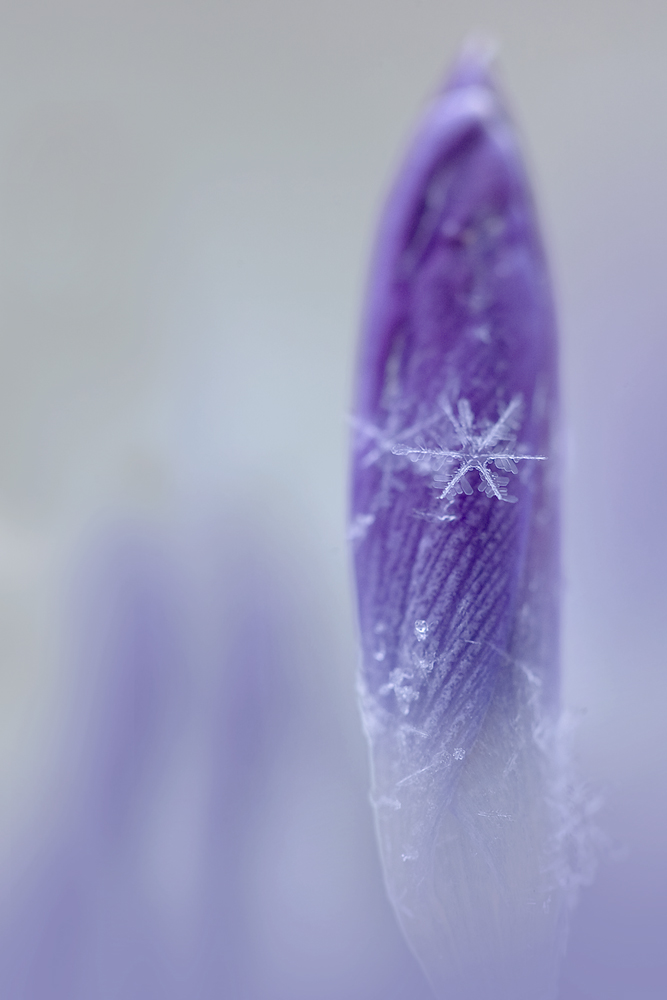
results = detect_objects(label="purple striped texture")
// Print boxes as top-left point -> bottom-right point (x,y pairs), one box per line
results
350,47 -> 582,1000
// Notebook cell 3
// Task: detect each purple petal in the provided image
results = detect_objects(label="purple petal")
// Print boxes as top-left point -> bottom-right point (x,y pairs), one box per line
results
350,46 -> 583,1000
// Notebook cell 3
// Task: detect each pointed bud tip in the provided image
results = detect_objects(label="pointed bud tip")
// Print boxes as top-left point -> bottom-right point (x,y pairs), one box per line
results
442,37 -> 499,94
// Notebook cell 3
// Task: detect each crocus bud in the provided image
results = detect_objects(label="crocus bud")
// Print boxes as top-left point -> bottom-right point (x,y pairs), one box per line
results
350,46 -> 576,1000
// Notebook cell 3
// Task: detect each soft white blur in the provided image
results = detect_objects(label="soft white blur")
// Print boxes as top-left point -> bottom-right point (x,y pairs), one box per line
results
0,2 -> 665,998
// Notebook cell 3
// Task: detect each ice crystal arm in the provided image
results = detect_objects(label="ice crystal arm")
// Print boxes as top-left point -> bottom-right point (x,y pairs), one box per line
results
350,46 -> 573,1000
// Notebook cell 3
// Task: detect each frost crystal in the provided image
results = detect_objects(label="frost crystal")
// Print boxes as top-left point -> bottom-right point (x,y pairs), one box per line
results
414,620 -> 429,640
393,395 -> 545,507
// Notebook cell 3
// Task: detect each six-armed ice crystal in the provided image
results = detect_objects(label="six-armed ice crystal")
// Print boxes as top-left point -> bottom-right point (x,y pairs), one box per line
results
392,393 -> 546,510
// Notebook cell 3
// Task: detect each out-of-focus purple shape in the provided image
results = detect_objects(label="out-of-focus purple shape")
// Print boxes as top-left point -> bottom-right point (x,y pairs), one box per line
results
351,46 -> 584,1000
0,516 -> 436,1000
0,530 -> 193,1000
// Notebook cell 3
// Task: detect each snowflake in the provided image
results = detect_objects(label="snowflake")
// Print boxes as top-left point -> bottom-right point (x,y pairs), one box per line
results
351,409 -> 444,519
352,411 -> 442,470
392,395 -> 545,505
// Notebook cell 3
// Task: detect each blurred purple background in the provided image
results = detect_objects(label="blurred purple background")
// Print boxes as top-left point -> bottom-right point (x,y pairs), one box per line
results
0,2 -> 665,998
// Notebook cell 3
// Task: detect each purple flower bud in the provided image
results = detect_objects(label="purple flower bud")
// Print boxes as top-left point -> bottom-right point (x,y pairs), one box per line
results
350,46 -> 580,1000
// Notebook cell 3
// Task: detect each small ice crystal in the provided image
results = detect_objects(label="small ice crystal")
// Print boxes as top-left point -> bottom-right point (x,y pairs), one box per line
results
414,620 -> 429,641
380,667 -> 420,715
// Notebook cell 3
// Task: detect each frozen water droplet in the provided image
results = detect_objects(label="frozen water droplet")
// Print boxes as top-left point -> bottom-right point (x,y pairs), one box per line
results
414,619 -> 429,641
417,657 -> 435,675
453,747 -> 466,760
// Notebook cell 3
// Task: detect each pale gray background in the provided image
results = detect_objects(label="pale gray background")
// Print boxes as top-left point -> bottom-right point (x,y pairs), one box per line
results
0,2 -> 665,998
